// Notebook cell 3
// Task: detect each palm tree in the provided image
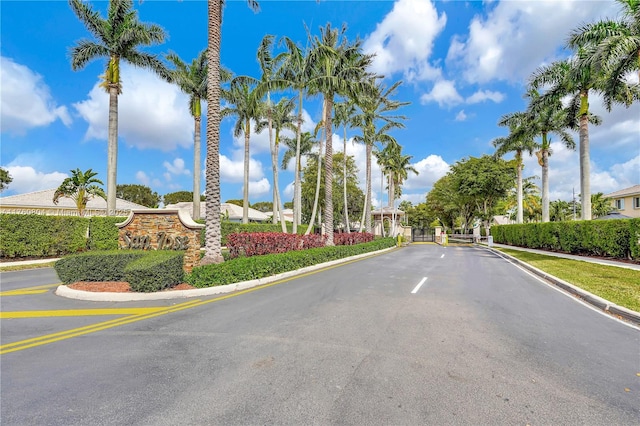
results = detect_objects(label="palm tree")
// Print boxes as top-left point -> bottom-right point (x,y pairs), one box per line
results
201,0 -> 259,265
529,48 -> 630,220
333,99 -> 357,232
53,168 -> 106,217
550,199 -> 573,222
568,0 -> 640,94
69,0 -> 168,216
257,97 -> 297,231
591,192 -> 614,218
523,88 -> 577,222
492,111 -> 538,224
381,144 -> 418,235
306,23 -> 373,245
166,49 -> 207,219
221,78 -> 261,224
352,79 -> 407,233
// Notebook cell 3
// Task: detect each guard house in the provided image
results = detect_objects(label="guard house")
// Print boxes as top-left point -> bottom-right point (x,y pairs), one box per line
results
372,206 -> 405,237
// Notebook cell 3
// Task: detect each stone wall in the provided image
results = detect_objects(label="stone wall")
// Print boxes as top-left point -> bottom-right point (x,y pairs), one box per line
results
117,209 -> 204,273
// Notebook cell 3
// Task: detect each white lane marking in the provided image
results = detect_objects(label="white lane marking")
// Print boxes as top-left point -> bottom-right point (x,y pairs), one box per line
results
411,277 -> 428,294
441,254 -> 445,258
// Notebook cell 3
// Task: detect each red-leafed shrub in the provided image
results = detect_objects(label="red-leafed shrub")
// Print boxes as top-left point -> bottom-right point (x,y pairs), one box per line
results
334,232 -> 374,246
227,232 -> 327,258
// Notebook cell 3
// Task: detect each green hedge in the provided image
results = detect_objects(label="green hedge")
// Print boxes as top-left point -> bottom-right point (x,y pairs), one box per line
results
125,251 -> 184,292
88,216 -> 126,250
187,237 -> 396,288
54,250 -> 147,284
0,214 -> 87,258
491,219 -> 640,260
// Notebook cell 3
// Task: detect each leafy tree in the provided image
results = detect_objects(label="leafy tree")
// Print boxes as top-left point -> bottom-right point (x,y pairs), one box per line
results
284,201 -> 293,209
164,191 -> 201,205
166,49 -> 207,219
53,168 -> 106,216
334,99 -> 357,232
0,167 -> 12,192
550,199 -> 573,222
449,155 -> 516,232
496,177 -> 541,222
116,184 -> 160,207
251,201 -> 273,212
69,0 -> 168,215
201,0 -> 259,265
425,174 -> 468,233
224,199 -> 243,207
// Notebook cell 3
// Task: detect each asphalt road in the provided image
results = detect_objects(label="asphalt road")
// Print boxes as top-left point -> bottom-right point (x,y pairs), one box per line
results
1,244 -> 638,425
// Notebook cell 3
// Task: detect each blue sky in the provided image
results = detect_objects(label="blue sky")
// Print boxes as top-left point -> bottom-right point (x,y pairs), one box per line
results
2,0 -> 638,207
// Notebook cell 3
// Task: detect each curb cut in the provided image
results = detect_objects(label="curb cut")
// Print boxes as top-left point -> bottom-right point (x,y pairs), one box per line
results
482,245 -> 640,325
55,246 -> 398,302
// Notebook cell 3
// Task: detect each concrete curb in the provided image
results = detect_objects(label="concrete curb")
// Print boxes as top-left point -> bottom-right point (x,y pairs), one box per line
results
55,246 -> 398,302
482,245 -> 640,325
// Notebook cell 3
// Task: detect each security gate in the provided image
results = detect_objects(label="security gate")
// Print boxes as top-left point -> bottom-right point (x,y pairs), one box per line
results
412,227 -> 435,242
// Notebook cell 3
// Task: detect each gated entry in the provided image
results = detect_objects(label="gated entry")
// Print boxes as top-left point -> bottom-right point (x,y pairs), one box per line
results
412,227 -> 435,242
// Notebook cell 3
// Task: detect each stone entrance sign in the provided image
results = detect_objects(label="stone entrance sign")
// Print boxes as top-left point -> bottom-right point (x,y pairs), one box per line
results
116,209 -> 204,273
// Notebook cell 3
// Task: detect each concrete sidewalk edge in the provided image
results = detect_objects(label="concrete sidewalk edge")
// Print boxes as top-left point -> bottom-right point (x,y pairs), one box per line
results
482,246 -> 640,325
54,246 -> 398,302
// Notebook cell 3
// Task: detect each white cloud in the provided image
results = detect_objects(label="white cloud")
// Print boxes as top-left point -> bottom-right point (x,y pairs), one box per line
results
136,171 -> 151,187
219,154 -> 265,183
73,64 -> 193,151
163,158 -> 190,178
455,110 -> 468,122
466,90 -> 505,104
446,0 -> 620,84
404,154 -> 450,192
363,0 -> 446,81
1,57 -> 71,134
248,178 -> 271,198
420,80 -> 463,107
1,165 -> 68,194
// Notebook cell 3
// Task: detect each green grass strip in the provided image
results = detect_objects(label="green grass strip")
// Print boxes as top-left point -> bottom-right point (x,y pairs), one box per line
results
498,248 -> 640,313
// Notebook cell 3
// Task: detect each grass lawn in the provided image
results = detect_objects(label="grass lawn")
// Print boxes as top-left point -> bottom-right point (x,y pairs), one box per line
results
498,248 -> 640,313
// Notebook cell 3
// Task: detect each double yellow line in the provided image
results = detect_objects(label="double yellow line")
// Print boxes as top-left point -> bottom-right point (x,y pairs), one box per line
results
1,248 -> 394,355
0,283 -> 60,296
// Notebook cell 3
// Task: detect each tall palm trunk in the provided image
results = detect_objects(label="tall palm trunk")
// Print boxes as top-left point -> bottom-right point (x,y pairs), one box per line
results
273,130 -> 287,233
193,115 -> 201,219
342,124 -> 350,233
364,142 -> 373,233
516,150 -> 523,224
324,95 -> 334,246
202,0 -> 224,264
579,90 -> 591,220
305,111 -> 324,236
293,89 -> 304,232
243,120 -> 250,224
107,83 -> 118,216
541,144 -> 550,223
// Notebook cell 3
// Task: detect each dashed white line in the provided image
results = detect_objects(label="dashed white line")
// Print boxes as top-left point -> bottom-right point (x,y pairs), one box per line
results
411,277 -> 428,294
440,254 -> 445,258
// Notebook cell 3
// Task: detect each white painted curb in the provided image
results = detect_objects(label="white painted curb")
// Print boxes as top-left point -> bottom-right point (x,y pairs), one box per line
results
55,246 -> 397,302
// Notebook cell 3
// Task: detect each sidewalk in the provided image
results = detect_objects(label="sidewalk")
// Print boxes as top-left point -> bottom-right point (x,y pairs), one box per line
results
488,243 -> 640,271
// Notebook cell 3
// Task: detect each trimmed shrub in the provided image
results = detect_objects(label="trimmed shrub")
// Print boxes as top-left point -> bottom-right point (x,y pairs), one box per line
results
197,221 -> 311,247
491,218 -> 640,260
187,237 -> 397,288
226,232 -> 327,258
125,251 -> 184,292
0,214 -> 87,258
88,216 -> 126,250
55,250 -> 147,284
334,232 -> 374,246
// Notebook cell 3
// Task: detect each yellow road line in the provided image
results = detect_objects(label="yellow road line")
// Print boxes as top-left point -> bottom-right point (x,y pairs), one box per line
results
1,289 -> 50,296
0,299 -> 203,354
1,307 -> 170,319
1,249 -> 394,354
0,283 -> 60,296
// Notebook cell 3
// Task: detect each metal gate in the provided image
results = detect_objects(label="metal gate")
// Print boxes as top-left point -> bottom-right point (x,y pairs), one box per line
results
412,227 -> 435,242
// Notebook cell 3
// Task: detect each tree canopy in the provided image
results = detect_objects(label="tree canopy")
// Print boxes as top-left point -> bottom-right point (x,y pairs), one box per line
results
116,184 -> 161,208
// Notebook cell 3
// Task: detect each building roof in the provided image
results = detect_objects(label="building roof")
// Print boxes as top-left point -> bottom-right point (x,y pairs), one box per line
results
0,188 -> 146,211
595,212 -> 632,220
164,201 -> 270,222
604,184 -> 640,198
